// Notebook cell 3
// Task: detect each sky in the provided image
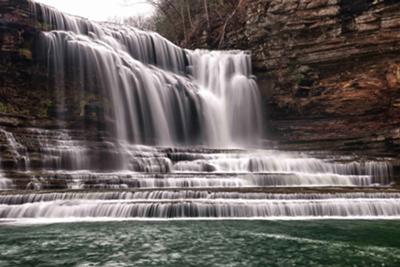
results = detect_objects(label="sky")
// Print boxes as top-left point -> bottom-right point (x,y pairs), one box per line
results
35,0 -> 155,21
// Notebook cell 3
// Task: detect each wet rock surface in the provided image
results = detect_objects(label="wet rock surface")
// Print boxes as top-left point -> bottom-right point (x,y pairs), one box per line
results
0,1 -> 400,219
186,0 -> 400,155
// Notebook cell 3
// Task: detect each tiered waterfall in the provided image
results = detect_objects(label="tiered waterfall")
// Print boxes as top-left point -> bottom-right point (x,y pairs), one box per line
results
0,0 -> 399,221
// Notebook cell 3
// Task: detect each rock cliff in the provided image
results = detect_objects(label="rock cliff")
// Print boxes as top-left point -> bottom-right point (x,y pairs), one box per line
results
0,0 -> 55,126
188,0 -> 400,156
0,0 -> 107,130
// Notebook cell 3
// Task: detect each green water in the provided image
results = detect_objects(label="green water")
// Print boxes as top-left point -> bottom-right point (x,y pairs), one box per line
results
0,220 -> 399,267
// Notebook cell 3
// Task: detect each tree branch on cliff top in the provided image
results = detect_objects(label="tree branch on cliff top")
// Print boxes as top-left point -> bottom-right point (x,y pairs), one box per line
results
217,0 -> 245,48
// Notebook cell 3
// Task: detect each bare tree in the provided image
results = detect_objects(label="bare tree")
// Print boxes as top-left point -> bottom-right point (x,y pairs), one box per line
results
204,0 -> 210,30
123,15 -> 155,31
186,0 -> 193,28
218,0 -> 244,48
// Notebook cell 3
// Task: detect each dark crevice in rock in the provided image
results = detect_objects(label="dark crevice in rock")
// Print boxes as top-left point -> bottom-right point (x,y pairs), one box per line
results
339,0 -> 374,34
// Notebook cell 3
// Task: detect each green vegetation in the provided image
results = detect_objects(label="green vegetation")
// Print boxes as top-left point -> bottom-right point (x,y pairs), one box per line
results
0,101 -> 16,114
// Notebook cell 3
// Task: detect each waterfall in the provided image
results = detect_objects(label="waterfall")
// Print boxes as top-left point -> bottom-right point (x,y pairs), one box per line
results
1,191 -> 400,205
32,1 -> 263,147
1,198 -> 400,219
0,0 -> 397,220
0,174 -> 12,191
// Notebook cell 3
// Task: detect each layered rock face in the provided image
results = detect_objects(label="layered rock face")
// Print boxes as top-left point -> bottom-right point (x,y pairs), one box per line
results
1,0 -> 400,157
189,0 -> 400,155
0,0 -> 106,127
1,0 -> 400,221
251,0 -> 400,155
0,1 -> 51,124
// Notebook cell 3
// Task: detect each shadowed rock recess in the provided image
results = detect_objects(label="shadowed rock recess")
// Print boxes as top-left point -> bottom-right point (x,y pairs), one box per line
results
0,0 -> 400,220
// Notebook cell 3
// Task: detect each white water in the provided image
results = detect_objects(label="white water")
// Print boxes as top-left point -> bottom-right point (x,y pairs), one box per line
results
0,175 -> 12,191
0,134 -> 14,190
1,198 -> 400,218
1,191 -> 400,205
0,1 -> 396,220
31,0 -> 263,148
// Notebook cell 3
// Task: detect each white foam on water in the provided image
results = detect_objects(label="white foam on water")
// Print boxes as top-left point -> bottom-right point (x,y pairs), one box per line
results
2,216 -> 400,226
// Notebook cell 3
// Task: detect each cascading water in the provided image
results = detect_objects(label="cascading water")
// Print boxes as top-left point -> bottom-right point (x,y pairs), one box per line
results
0,172 -> 12,191
0,0 -> 398,221
33,0 -> 263,147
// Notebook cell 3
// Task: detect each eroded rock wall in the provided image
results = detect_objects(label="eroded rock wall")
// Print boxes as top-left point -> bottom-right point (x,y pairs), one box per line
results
0,0 -> 106,129
0,0 -> 109,176
1,0 -> 400,156
0,0 -> 55,125
192,0 -> 400,155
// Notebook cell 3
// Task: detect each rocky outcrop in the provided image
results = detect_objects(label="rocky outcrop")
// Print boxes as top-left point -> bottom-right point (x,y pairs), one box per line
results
187,0 -> 400,156
245,0 -> 400,155
0,0 -> 109,178
0,0 -> 107,129
0,0 -> 55,123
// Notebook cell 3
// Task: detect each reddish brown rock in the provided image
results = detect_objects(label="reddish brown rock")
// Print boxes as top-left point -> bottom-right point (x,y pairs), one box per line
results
185,0 -> 400,155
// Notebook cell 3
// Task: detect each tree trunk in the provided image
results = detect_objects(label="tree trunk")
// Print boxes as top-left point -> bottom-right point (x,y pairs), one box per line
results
204,0 -> 210,29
